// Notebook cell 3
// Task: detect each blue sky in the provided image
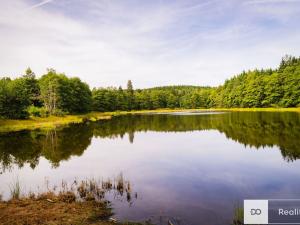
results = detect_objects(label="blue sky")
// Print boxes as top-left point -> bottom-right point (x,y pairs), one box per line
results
0,0 -> 300,88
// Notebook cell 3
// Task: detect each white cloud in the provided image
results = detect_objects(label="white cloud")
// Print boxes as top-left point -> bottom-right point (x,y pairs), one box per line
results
0,0 -> 299,88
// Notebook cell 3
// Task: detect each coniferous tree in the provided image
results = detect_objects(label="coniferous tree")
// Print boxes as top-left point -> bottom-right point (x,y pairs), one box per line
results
126,80 -> 134,110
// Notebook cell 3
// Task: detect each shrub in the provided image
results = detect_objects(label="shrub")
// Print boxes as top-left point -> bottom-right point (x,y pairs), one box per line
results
27,106 -> 49,117
53,109 -> 67,116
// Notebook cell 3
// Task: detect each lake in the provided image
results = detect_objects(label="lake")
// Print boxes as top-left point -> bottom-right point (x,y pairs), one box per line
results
0,111 -> 300,225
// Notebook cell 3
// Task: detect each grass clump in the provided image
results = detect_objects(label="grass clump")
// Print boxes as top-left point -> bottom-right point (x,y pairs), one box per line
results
9,179 -> 21,200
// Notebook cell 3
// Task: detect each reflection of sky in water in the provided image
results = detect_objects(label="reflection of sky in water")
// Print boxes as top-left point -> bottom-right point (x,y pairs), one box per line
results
1,130 -> 300,225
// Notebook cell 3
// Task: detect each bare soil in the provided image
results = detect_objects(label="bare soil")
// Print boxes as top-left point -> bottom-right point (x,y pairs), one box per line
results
0,192 -> 141,225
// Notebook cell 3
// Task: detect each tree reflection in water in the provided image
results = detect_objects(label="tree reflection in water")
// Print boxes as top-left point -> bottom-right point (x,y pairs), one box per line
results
0,112 -> 299,172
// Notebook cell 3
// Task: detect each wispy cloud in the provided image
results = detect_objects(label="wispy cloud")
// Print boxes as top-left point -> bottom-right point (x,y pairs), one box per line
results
0,0 -> 299,88
25,0 -> 53,11
245,0 -> 300,4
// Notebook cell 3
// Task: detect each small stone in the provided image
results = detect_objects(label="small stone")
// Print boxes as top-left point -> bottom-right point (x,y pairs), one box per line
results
109,217 -> 117,223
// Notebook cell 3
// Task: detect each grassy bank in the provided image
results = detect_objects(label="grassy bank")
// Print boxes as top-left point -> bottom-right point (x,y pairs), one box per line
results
0,177 -> 146,225
0,112 -> 112,133
0,191 -> 145,225
0,108 -> 299,133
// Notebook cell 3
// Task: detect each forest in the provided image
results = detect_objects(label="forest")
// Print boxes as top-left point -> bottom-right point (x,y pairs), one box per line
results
0,55 -> 299,119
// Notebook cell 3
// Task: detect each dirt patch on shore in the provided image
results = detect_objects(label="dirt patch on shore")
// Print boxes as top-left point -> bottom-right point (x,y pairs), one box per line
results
0,192 -> 139,225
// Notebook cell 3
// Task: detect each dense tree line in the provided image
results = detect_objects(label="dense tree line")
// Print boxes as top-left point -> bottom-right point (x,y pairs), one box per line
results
215,55 -> 300,108
0,69 -> 92,118
92,55 -> 300,111
0,55 -> 299,119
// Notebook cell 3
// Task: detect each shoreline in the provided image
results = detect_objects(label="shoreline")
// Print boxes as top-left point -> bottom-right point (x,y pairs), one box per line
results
0,191 -> 144,225
0,108 -> 299,133
0,177 -> 145,225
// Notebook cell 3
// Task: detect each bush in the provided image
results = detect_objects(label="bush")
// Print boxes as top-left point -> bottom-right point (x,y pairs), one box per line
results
0,78 -> 30,119
27,106 -> 49,117
53,109 -> 67,116
28,106 -> 40,117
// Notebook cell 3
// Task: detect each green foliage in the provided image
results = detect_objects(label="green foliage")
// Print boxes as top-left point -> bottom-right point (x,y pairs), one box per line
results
127,80 -> 134,110
92,84 -> 214,112
0,77 -> 30,119
38,69 -> 62,114
66,78 -> 92,113
22,67 -> 41,106
0,55 -> 299,119
92,88 -> 118,112
27,106 -> 49,117
216,56 -> 300,108
89,56 -> 300,112
39,69 -> 92,115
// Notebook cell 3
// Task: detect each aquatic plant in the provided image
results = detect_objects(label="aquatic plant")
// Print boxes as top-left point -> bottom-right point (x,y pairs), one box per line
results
9,178 -> 21,199
232,203 -> 244,225
34,175 -> 137,205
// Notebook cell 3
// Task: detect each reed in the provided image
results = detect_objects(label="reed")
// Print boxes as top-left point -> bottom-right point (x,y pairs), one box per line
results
232,203 -> 244,225
9,179 -> 21,199
35,175 -> 137,204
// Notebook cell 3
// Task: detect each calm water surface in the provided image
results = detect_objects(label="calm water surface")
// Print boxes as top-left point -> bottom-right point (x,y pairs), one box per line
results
1,112 -> 300,225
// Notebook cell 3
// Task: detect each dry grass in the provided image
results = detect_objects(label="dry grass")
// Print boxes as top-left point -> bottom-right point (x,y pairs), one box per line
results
0,177 -> 144,225
0,195 -> 114,225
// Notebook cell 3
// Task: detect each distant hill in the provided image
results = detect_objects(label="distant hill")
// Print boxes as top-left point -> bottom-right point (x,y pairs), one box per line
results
142,85 -> 212,91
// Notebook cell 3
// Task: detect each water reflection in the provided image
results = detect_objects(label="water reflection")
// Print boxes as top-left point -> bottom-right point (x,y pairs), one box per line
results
0,124 -> 93,172
1,112 -> 299,172
0,111 -> 300,225
93,112 -> 300,157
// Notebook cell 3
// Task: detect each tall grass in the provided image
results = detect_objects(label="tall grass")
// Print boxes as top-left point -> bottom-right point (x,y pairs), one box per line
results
9,179 -> 21,199
30,175 -> 137,204
232,203 -> 244,225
